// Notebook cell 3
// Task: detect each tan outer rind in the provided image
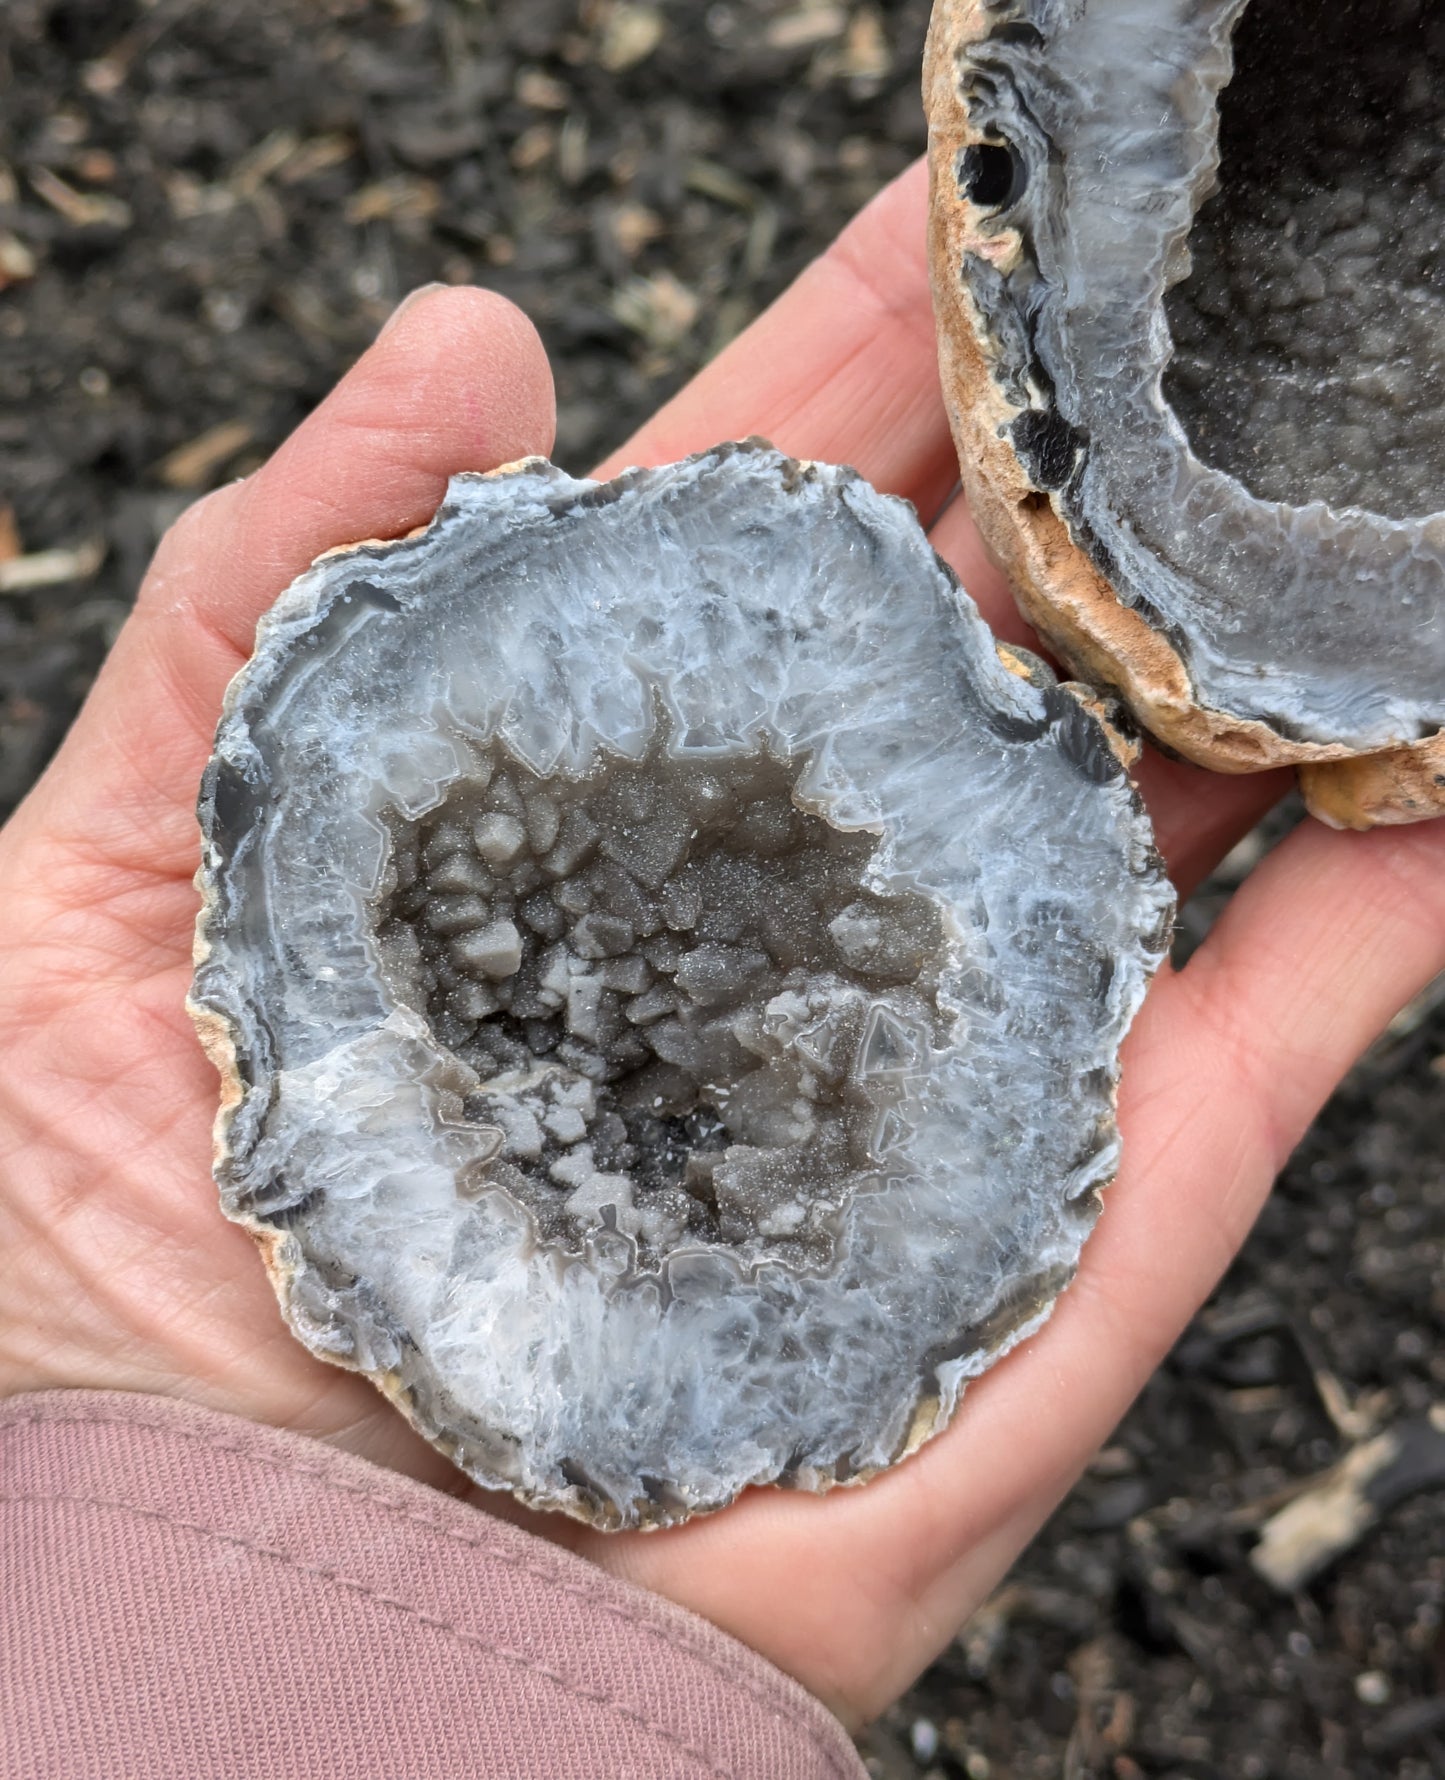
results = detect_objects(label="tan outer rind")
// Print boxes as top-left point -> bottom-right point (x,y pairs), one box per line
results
1299,732 -> 1445,830
923,0 -> 1445,829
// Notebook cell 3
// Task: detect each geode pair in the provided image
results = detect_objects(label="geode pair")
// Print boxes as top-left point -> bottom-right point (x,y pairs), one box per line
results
193,0 -> 1442,1530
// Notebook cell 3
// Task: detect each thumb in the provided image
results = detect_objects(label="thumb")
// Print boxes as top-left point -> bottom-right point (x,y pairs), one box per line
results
13,286 -> 555,888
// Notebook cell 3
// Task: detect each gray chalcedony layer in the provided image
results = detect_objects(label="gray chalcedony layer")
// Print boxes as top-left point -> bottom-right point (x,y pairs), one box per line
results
950,0 -> 1445,750
190,444 -> 1172,1529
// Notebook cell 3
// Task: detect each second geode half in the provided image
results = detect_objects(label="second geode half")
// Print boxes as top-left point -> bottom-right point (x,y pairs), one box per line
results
925,0 -> 1445,827
190,442 -> 1172,1529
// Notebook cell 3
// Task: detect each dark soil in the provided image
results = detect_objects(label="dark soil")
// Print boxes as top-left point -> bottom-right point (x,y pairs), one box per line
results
2,5 -> 1441,1777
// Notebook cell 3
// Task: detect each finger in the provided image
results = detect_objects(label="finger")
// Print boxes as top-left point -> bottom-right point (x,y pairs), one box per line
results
141,286 -> 555,656
594,159 -> 959,525
17,288 -> 555,885
1165,812 -> 1445,1146
1133,751 -> 1292,900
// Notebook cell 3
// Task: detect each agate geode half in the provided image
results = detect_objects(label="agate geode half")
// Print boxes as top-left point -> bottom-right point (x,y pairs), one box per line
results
190,443 -> 1172,1528
926,0 -> 1445,827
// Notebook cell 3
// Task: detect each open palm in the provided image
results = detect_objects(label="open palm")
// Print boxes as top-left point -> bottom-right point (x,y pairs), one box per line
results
2,161 -> 1441,1729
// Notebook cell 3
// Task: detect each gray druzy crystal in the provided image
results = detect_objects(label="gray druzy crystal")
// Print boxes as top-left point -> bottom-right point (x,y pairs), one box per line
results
933,0 -> 1445,754
190,443 -> 1172,1529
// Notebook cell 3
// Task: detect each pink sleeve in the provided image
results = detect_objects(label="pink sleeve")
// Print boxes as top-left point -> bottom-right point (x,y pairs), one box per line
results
1,1391 -> 865,1780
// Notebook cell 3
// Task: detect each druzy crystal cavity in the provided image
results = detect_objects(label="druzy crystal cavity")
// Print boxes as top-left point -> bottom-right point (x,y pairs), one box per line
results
190,444 -> 1172,1528
925,0 -> 1445,825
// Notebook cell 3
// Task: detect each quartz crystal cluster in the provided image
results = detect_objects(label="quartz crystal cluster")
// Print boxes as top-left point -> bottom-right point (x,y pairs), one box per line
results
191,443 -> 1172,1528
379,740 -> 949,1276
925,0 -> 1445,826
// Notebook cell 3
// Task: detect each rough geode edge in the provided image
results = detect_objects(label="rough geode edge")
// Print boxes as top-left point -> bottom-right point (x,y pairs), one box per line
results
188,441 -> 1173,1529
923,0 -> 1445,829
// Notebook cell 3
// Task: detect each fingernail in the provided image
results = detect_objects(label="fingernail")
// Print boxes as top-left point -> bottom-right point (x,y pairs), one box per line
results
378,282 -> 450,339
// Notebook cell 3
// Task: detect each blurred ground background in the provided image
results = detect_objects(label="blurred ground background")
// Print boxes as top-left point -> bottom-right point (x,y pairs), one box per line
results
1,2 -> 1441,1775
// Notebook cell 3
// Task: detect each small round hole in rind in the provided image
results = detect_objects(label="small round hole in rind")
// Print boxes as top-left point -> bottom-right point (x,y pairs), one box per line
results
961,140 -> 1025,211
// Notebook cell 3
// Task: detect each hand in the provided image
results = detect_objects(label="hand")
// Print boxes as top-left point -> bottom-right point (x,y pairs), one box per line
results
2,160 -> 1441,1730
